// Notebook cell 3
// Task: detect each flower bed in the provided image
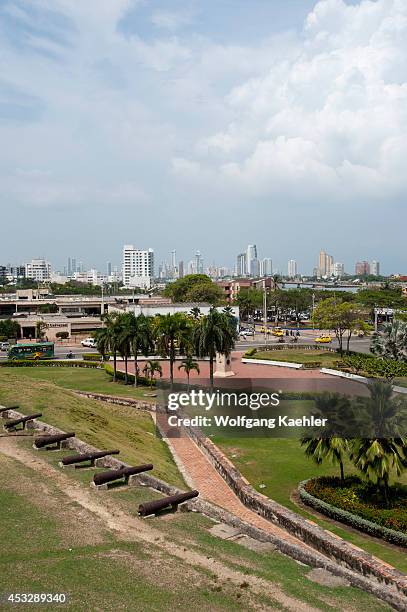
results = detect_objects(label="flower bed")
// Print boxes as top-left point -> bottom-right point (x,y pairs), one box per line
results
299,476 -> 407,547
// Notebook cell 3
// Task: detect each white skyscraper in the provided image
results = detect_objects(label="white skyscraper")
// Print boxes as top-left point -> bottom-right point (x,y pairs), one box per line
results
260,258 -> 273,276
25,258 -> 51,282
333,262 -> 345,278
288,259 -> 297,278
246,244 -> 257,275
122,245 -> 154,288
371,260 -> 380,276
236,253 -> 247,276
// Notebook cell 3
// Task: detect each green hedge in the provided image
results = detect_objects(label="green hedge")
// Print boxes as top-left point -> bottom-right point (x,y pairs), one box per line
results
334,353 -> 407,379
103,363 -> 151,386
302,361 -> 322,369
83,353 -> 110,361
0,360 -> 101,369
299,478 -> 407,547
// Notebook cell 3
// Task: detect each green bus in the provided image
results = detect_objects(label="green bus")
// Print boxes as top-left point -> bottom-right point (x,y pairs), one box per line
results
8,342 -> 55,361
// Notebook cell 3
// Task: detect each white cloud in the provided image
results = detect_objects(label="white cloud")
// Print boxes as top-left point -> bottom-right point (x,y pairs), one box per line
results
178,0 -> 407,203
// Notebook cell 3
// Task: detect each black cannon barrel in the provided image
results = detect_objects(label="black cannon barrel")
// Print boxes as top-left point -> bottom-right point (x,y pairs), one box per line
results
0,406 -> 19,414
93,463 -> 153,486
34,432 -> 75,448
138,490 -> 199,516
62,449 -> 120,466
4,413 -> 42,429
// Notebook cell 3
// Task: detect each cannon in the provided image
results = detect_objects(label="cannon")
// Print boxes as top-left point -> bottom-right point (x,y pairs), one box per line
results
4,412 -> 42,431
61,449 -> 120,467
0,406 -> 19,415
138,490 -> 199,517
34,432 -> 75,449
93,464 -> 153,487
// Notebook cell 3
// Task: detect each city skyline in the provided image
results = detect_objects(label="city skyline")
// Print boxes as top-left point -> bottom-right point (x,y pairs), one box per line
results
0,0 -> 406,272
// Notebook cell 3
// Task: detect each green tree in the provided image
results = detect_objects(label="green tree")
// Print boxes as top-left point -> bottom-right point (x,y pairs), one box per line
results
371,320 -> 407,362
189,307 -> 201,320
36,321 -> 47,340
301,437 -> 350,482
125,313 -> 155,387
193,307 -> 237,389
143,360 -> 163,387
178,356 -> 200,390
154,313 -> 192,387
0,319 -> 21,339
164,274 -> 215,302
351,438 -> 407,506
94,313 -> 122,382
234,288 -> 262,320
312,298 -> 365,355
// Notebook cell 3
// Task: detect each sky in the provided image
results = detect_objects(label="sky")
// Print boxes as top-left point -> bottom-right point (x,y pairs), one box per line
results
0,0 -> 406,275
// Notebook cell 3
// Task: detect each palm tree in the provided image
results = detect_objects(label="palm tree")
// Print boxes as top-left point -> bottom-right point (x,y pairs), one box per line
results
178,356 -> 200,390
94,313 -> 122,382
350,438 -> 407,506
353,380 -> 407,437
125,313 -> 155,387
301,437 -> 350,482
193,307 -> 237,389
117,314 -> 132,385
143,360 -> 163,387
189,307 -> 201,320
155,313 -> 192,387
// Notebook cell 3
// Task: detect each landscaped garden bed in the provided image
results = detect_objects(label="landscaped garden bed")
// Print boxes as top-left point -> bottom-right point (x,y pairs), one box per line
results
299,476 -> 407,547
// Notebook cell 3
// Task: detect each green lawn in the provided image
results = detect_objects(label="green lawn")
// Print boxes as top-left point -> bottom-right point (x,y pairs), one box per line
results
252,349 -> 338,368
0,445 -> 391,611
0,365 -> 155,401
0,369 -> 183,488
214,437 -> 407,573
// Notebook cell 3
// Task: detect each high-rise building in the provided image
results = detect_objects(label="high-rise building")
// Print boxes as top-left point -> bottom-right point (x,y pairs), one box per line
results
178,260 -> 184,278
318,250 -> 334,277
236,253 -> 247,276
371,260 -> 380,276
288,259 -> 297,278
355,261 -> 370,276
260,258 -> 273,277
195,251 -> 204,274
187,260 -> 195,275
246,244 -> 258,276
25,259 -> 51,282
107,261 -> 112,277
122,245 -> 154,288
333,262 -> 345,277
251,258 -> 260,277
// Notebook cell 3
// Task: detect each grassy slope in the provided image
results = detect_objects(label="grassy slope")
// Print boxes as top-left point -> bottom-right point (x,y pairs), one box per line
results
214,436 -> 407,573
0,447 -> 390,611
1,365 -> 155,401
0,369 -> 183,488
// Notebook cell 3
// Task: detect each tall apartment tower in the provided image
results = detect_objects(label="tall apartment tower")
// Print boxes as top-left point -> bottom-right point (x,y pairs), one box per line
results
195,251 -> 204,274
371,260 -> 380,276
260,258 -> 273,276
236,253 -> 247,276
288,259 -> 297,278
318,250 -> 334,276
25,259 -> 51,282
355,261 -> 370,276
246,244 -> 258,276
122,245 -> 154,288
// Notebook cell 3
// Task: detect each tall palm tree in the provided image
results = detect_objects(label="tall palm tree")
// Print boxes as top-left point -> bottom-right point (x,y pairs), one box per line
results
193,307 -> 237,389
155,313 -> 192,387
178,356 -> 200,390
94,313 -> 122,382
301,437 -> 350,482
125,313 -> 155,387
117,314 -> 132,385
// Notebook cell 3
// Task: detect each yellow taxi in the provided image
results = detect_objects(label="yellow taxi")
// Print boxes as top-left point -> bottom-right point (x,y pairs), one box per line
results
315,335 -> 332,344
259,326 -> 271,334
272,327 -> 284,337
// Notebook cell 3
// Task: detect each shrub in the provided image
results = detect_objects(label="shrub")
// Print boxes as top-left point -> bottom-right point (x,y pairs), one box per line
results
55,331 -> 69,340
103,363 -> 150,386
245,348 -> 257,357
302,361 -> 322,369
299,477 -> 407,547
83,353 -> 110,361
0,360 -> 101,369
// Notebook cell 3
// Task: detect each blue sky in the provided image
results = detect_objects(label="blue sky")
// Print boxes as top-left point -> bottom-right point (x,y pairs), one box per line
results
0,0 -> 406,275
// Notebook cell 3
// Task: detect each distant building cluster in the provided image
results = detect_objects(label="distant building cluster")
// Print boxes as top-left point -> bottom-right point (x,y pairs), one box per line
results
314,251 -> 380,279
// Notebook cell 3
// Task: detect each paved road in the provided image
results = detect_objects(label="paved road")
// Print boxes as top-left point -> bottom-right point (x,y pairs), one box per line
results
236,333 -> 372,354
0,345 -> 95,362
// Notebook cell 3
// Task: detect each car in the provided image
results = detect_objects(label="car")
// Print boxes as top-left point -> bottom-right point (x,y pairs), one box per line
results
242,328 -> 254,336
81,337 -> 97,348
315,335 -> 332,344
0,341 -> 10,351
272,327 -> 284,337
259,326 -> 271,334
